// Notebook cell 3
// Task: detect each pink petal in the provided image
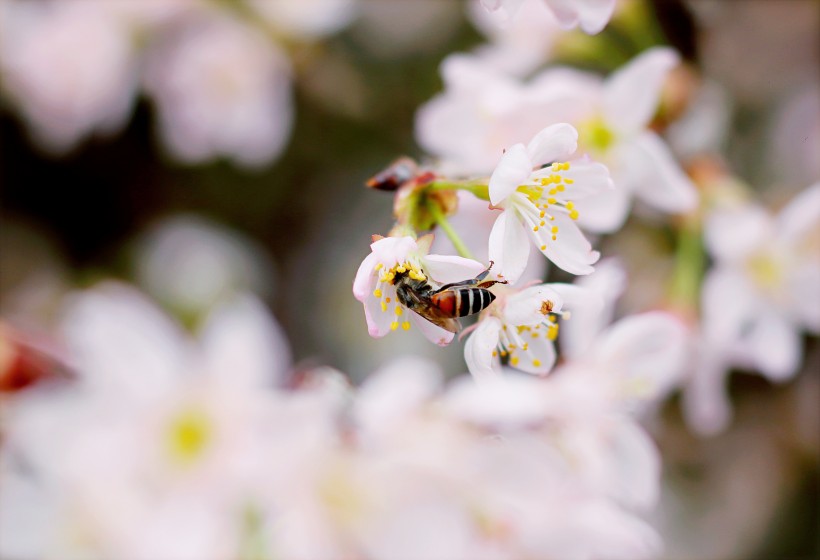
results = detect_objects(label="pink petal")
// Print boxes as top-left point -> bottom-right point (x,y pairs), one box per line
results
409,312 -> 455,346
353,252 -> 379,301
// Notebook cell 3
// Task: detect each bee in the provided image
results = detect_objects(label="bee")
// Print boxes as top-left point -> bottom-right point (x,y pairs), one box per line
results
394,262 -> 505,333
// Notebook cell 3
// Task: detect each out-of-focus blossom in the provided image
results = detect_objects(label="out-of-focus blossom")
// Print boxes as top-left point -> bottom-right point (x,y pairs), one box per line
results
0,0 -> 138,153
531,47 -> 698,232
416,48 -> 698,233
487,124 -> 611,279
463,282 -> 569,380
353,235 -> 486,345
1,283 -> 667,560
143,12 -> 293,167
416,53 -> 578,175
248,0 -> 358,39
560,260 -> 689,413
134,215 -> 276,318
684,183 -> 820,435
479,0 -> 617,35
467,0 -> 563,76
0,283 -> 292,559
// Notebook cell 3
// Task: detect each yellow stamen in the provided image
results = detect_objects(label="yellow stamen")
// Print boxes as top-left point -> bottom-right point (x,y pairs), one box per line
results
540,244 -> 546,250
532,359 -> 542,367
551,226 -> 559,234
401,321 -> 411,331
373,289 -> 382,298
390,321 -> 399,331
394,306 -> 403,316
569,210 -> 579,220
565,201 -> 574,210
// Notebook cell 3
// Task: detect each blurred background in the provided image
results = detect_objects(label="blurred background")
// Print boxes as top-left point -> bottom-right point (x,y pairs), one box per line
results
1,1 -> 818,559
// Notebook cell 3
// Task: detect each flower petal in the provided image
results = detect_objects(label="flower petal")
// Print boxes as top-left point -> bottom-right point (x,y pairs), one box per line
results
59,282 -> 189,397
541,213 -> 599,275
409,312 -> 455,346
776,182 -> 820,243
525,123 -> 578,167
704,204 -> 771,264
489,143 -> 532,205
353,252 -> 379,301
701,267 -> 756,345
423,254 -> 486,284
602,47 -> 680,134
199,293 -> 290,388
683,344 -> 732,436
595,312 -> 688,402
618,132 -> 698,213
355,356 -> 442,440
464,316 -> 503,382
489,210 -> 531,284
512,332 -> 557,375
363,285 -> 396,338
735,313 -> 801,382
559,157 -> 613,199
504,284 -> 564,326
573,183 -> 631,234
445,373 -> 547,426
560,259 -> 626,359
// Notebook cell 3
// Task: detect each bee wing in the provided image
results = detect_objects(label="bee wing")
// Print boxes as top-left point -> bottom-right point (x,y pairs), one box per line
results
412,306 -> 461,333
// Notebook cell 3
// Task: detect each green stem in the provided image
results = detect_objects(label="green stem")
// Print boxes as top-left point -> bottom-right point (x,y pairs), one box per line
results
426,200 -> 475,260
668,215 -> 705,311
427,180 -> 490,201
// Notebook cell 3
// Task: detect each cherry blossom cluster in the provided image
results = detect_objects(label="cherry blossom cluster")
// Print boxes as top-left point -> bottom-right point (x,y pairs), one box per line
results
354,0 -> 820,440
1,282 -> 671,560
0,0 -> 356,166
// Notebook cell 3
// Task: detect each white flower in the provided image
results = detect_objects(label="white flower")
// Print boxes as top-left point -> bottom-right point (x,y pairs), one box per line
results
134,214 -> 276,317
488,123 -> 612,280
535,47 -> 699,232
480,0 -> 617,35
560,259 -> 689,412
467,0 -> 563,76
683,183 -> 820,435
0,0 -> 137,153
143,12 -> 293,167
463,282 -> 577,380
416,49 -> 697,233
353,235 -> 486,346
1,283 -> 293,560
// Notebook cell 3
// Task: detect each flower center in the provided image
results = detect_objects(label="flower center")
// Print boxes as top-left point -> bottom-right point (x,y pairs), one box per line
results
166,408 -> 212,465
746,253 -> 783,291
513,162 -> 580,251
373,260 -> 425,331
578,116 -> 616,154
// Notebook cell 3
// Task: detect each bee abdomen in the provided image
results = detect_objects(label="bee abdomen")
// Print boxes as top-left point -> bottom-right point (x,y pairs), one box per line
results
432,288 -> 495,317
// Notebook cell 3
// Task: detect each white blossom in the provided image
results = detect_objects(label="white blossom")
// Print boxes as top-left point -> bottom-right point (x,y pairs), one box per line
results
143,12 -> 293,167
488,123 -> 612,280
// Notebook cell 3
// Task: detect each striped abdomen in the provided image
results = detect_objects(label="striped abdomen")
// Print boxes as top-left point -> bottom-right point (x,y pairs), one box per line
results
430,288 -> 495,318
